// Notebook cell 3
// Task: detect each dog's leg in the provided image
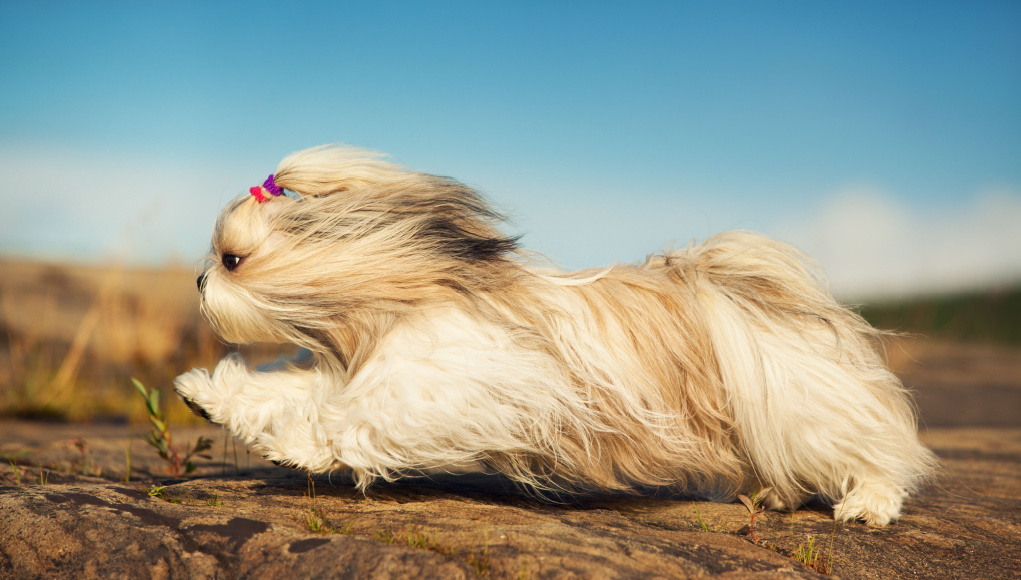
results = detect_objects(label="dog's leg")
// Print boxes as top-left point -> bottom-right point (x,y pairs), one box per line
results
688,233 -> 936,525
174,353 -> 335,471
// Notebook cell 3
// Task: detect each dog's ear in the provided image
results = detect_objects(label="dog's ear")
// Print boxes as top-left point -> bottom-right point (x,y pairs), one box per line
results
408,180 -> 521,264
271,144 -> 407,197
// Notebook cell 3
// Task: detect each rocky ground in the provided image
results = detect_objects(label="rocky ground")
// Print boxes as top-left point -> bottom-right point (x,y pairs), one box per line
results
2,339 -> 1019,579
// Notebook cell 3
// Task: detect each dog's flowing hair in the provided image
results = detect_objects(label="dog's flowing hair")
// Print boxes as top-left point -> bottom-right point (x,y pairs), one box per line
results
175,145 -> 936,525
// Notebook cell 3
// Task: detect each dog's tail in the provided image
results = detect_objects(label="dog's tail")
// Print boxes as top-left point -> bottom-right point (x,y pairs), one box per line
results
673,231 -> 937,519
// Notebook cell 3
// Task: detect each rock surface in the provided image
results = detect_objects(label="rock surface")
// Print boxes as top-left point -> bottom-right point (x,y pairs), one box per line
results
1,420 -> 1019,579
2,339 -> 1020,578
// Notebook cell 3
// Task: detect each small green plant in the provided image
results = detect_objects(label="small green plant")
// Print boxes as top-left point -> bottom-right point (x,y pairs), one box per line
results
518,559 -> 529,580
788,512 -> 836,575
206,492 -> 221,507
303,476 -> 352,534
146,484 -> 167,497
694,505 -> 720,532
9,460 -> 21,487
220,437 -> 228,476
377,523 -> 489,576
792,534 -> 830,573
124,429 -> 133,483
144,484 -> 183,503
38,468 -> 49,486
304,477 -> 329,532
465,526 -> 490,577
305,506 -> 334,533
824,506 -> 841,574
695,506 -> 710,532
737,486 -> 772,543
466,549 -> 490,577
133,378 -> 213,477
71,437 -> 89,475
377,525 -> 457,555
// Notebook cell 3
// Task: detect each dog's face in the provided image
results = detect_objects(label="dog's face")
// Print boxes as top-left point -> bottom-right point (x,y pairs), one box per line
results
194,146 -> 518,357
196,196 -> 295,345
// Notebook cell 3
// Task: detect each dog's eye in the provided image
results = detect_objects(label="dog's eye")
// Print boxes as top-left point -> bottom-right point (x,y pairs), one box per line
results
222,254 -> 242,271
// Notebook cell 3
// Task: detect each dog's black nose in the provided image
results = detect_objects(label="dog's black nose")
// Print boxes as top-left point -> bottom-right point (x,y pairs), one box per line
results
196,274 -> 205,292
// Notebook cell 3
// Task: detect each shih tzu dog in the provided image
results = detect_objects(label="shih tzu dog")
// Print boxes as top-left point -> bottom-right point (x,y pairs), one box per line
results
175,145 -> 935,525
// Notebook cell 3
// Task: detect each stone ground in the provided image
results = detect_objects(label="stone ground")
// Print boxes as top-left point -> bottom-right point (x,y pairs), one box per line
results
1,339 -> 1019,579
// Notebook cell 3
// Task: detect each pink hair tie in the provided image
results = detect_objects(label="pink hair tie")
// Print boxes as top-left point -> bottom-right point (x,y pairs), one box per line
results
249,174 -> 283,203
249,186 -> 269,202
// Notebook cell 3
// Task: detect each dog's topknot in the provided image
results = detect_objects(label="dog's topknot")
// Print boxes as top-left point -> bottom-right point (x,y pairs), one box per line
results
272,145 -> 409,197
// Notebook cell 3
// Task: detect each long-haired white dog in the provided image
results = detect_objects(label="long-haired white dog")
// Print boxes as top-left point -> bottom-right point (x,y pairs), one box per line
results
175,145 -> 936,525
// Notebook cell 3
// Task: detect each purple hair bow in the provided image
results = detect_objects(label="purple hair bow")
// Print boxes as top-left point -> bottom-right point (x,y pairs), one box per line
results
250,174 -> 287,202
262,174 -> 283,196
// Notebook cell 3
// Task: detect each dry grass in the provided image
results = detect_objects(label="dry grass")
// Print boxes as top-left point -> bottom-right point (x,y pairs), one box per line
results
0,256 -> 281,423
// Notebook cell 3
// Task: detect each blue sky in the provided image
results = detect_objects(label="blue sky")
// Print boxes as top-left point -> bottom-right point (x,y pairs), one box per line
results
2,2 -> 1019,298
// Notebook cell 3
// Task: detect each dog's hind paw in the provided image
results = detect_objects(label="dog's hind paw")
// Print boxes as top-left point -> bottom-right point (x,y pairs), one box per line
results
833,482 -> 905,526
763,490 -> 810,512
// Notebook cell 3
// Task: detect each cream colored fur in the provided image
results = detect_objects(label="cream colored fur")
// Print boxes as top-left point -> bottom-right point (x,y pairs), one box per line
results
175,145 -> 937,525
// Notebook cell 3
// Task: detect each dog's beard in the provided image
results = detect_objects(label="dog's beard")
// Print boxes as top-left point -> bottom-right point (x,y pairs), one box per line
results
199,271 -> 288,345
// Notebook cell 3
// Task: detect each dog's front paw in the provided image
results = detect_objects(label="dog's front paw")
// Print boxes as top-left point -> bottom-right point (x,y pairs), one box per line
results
173,368 -> 218,424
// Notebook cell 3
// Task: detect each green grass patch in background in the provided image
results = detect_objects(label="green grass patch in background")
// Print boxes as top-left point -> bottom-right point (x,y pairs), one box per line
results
857,285 -> 1021,345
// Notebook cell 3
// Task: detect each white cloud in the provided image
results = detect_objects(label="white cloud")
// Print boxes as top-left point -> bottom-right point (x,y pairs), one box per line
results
780,187 -> 1021,299
3,143 -> 1019,301
514,182 -> 1021,300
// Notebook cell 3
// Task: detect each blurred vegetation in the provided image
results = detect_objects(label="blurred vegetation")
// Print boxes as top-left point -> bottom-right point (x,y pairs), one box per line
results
0,258 -> 280,423
0,258 -> 215,422
2,256 -> 1018,423
858,285 -> 1021,345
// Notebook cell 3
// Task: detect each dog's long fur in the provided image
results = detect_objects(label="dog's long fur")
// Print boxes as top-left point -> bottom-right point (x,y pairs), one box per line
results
175,145 -> 937,525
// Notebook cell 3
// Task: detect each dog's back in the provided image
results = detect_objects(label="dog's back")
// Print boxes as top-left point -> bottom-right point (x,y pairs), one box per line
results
512,231 -> 936,523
